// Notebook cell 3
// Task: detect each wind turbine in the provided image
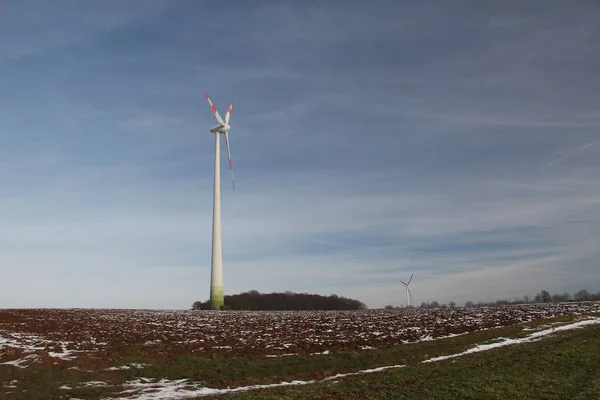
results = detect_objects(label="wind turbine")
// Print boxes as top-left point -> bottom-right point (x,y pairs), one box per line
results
204,92 -> 235,310
400,273 -> 413,307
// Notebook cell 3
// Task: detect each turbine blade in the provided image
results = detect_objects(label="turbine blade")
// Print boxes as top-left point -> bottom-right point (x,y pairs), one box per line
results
408,287 -> 413,303
399,280 -> 408,286
224,132 -> 235,191
225,101 -> 233,125
408,273 -> 413,285
204,92 -> 225,126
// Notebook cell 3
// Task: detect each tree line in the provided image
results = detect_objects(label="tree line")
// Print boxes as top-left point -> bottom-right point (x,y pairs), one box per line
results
192,290 -> 368,311
384,288 -> 600,309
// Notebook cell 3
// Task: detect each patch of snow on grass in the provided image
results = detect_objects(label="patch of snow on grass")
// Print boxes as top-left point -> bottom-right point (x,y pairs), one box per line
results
105,363 -> 150,371
2,380 -> 18,389
48,346 -> 78,360
423,317 -> 600,363
107,364 -> 408,399
0,354 -> 39,368
105,366 -> 131,371
80,381 -> 109,388
265,353 -> 298,358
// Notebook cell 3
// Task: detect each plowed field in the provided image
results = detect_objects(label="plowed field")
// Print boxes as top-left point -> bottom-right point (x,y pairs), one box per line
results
2,303 -> 599,371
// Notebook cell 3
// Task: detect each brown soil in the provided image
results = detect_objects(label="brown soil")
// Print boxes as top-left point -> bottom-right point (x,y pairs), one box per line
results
1,303 -> 598,370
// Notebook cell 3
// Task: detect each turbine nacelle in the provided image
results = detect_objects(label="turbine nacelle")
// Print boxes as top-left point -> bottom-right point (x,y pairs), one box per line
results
210,124 -> 231,134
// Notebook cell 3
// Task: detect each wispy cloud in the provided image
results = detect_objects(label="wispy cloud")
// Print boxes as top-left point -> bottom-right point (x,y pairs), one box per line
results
543,140 -> 600,168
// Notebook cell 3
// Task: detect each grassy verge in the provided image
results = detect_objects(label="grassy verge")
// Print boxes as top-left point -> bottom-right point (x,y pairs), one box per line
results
0,313 -> 598,399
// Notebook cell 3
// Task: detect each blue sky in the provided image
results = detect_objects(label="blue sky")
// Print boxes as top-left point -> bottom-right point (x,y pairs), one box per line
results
1,0 -> 599,309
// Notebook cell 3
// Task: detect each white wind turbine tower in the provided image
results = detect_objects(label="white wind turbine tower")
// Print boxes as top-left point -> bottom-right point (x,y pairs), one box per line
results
400,273 -> 414,307
204,92 -> 235,310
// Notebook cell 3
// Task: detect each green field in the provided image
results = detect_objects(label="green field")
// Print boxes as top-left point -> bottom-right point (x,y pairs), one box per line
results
1,312 -> 599,399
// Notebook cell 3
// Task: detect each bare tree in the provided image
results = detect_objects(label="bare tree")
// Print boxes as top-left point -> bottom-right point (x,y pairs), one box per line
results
574,289 -> 591,301
541,290 -> 551,302
191,301 -> 204,310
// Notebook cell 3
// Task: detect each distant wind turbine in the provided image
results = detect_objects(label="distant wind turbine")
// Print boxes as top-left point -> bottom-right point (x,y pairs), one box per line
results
203,92 -> 235,310
400,273 -> 414,307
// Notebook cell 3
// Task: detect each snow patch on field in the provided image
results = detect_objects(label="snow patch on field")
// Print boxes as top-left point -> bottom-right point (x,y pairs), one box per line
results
417,331 -> 470,342
423,317 -> 600,363
48,345 -> 79,360
80,381 -> 109,388
2,380 -> 18,389
265,353 -> 298,358
0,353 -> 40,368
0,331 -> 83,367
105,365 -> 407,400
105,363 -> 150,371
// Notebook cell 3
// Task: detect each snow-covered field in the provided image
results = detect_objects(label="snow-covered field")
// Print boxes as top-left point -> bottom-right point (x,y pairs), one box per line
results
1,303 -> 599,370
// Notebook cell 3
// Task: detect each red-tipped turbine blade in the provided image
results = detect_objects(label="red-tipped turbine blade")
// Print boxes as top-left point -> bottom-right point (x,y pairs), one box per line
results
204,92 -> 225,126
225,101 -> 233,125
224,132 -> 235,191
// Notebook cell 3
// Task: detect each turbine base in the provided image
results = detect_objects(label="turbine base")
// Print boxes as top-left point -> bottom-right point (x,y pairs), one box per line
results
210,285 -> 224,310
